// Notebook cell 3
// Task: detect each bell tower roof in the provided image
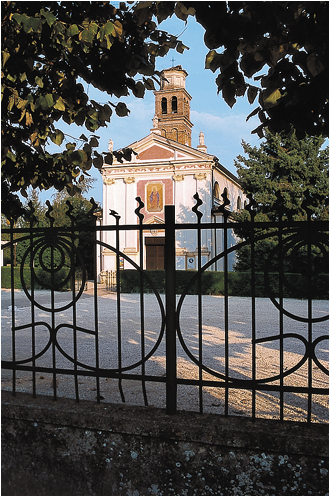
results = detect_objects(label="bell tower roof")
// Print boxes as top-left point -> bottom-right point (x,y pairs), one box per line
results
153,66 -> 193,147
160,65 -> 189,89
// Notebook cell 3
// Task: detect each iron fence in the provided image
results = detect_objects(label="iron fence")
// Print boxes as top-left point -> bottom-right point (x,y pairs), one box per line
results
1,193 -> 328,422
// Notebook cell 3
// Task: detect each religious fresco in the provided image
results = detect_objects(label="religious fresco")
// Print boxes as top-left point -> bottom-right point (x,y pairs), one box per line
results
146,182 -> 164,212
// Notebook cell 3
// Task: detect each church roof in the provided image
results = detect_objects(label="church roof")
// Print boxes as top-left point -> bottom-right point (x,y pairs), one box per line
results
118,131 -> 214,162
103,132 -> 241,186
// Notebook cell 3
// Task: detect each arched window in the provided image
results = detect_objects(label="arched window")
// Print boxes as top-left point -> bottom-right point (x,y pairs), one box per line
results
161,97 -> 167,114
213,182 -> 220,200
171,96 -> 177,113
172,128 -> 178,141
237,196 -> 242,210
161,129 -> 166,138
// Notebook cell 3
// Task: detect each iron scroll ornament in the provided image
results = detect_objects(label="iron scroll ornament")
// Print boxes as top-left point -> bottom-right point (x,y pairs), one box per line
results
3,204 -> 166,377
175,196 -> 329,386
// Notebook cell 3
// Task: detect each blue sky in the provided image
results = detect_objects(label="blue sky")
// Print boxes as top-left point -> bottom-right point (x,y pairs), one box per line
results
41,14 -> 264,206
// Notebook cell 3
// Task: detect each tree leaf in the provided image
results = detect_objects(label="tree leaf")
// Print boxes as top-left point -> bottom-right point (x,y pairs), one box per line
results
67,24 -> 79,37
103,152 -> 113,165
262,88 -> 282,109
104,21 -> 114,36
50,129 -> 64,145
54,97 -> 66,111
89,137 -> 99,147
35,76 -> 44,88
25,112 -> 33,126
143,77 -> 155,90
222,81 -> 236,108
306,54 -> 324,77
37,94 -> 54,110
40,8 -> 56,27
247,86 -> 259,104
176,41 -> 189,54
246,106 -> 261,122
66,142 -> 76,151
115,102 -> 130,116
93,154 -> 103,169
2,51 -> 10,67
132,81 -> 145,98
113,20 -> 123,38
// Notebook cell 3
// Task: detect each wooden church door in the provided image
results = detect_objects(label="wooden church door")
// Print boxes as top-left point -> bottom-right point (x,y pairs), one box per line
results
145,237 -> 165,270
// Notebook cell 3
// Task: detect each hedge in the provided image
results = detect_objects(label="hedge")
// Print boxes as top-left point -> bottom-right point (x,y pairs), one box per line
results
2,266 -> 328,299
119,269 -> 328,299
1,266 -> 71,291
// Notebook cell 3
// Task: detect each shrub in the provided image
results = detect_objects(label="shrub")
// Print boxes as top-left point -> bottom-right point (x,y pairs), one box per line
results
1,266 -> 71,291
119,269 -> 328,299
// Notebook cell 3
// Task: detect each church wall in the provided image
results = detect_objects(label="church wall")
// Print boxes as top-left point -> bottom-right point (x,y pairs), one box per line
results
100,66 -> 247,276
101,166 -> 244,273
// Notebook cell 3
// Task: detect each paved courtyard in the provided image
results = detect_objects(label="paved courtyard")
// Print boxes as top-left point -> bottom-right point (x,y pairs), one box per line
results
1,289 -> 328,423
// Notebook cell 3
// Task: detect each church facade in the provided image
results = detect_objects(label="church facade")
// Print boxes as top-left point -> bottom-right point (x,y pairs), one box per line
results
101,66 -> 245,273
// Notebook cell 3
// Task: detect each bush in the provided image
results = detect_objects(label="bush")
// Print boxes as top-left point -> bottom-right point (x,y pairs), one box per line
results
119,269 -> 328,299
3,266 -> 327,299
1,266 -> 71,291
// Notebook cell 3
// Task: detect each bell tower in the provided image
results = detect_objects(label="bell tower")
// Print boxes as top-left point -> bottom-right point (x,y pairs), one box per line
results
154,66 -> 193,146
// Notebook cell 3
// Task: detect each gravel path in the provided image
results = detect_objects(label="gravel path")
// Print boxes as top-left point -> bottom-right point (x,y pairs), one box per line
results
1,289 -> 328,423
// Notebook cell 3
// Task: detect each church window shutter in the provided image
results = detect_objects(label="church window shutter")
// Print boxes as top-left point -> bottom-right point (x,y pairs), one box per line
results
171,96 -> 177,113
161,97 -> 167,114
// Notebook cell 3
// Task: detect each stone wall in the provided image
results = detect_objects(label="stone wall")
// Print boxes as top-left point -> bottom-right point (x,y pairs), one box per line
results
2,391 -> 328,496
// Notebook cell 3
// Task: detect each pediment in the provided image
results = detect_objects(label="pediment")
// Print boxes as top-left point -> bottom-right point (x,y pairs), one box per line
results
133,134 -> 213,163
105,133 -> 214,169
138,145 -> 174,160
144,215 -> 165,225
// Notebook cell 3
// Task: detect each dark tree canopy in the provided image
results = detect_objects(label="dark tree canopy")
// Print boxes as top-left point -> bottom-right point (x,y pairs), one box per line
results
2,1 -> 328,219
185,1 -> 328,139
1,1 -> 186,219
232,131 -> 328,274
234,131 -> 329,223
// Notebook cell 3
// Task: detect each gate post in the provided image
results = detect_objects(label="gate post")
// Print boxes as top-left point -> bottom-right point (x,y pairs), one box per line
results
165,205 -> 177,414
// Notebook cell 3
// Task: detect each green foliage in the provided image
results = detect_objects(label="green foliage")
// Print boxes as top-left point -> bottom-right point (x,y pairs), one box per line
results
189,1 -> 328,138
232,131 -> 328,274
2,188 -> 99,279
1,266 -> 71,291
234,131 -> 329,222
228,272 -> 328,300
2,1 -> 328,219
118,269 -> 328,299
1,2 -> 187,219
134,1 -> 328,138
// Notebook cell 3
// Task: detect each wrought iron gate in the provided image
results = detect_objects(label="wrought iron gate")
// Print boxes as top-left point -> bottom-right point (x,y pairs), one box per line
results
1,194 -> 328,423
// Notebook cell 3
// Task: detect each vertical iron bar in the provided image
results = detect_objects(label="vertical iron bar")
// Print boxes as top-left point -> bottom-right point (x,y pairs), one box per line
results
139,217 -> 148,406
50,235 -> 57,400
165,205 -> 177,415
93,220 -> 101,402
279,223 -> 284,421
29,223 -> 36,398
197,218 -> 203,413
224,215 -> 229,416
250,215 -> 256,419
10,221 -> 16,396
307,217 -> 313,422
70,216 -> 79,403
115,216 -> 125,402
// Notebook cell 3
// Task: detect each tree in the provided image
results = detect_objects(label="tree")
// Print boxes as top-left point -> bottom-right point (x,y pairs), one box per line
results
1,1 -> 187,219
235,131 -> 328,222
3,1 -> 328,220
232,131 -> 328,273
181,1 -> 328,139
7,186 -> 101,279
134,1 -> 328,138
